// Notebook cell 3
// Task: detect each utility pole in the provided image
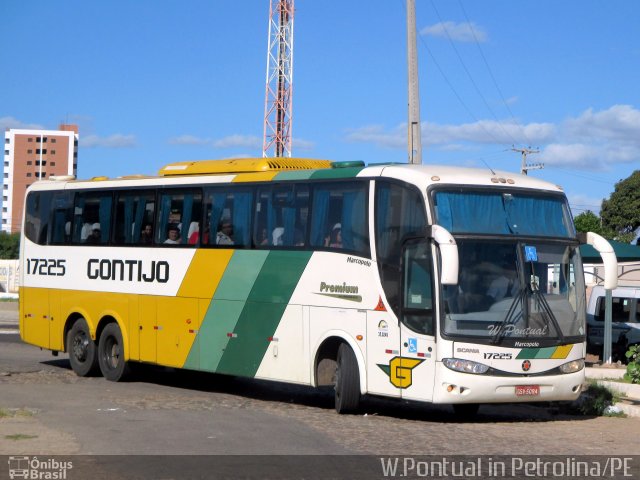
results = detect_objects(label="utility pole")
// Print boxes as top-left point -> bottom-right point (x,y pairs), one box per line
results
263,0 -> 294,158
512,147 -> 543,175
407,0 -> 422,164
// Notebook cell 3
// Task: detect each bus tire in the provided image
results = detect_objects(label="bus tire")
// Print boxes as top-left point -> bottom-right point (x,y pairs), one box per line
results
453,403 -> 480,419
98,323 -> 130,382
67,318 -> 99,377
335,343 -> 360,414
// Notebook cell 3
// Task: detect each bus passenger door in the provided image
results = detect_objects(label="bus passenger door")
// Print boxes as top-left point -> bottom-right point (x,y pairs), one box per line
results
399,239 -> 437,402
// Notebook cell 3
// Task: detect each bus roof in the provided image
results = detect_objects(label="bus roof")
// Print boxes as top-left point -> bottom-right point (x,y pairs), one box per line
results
29,158 -> 564,194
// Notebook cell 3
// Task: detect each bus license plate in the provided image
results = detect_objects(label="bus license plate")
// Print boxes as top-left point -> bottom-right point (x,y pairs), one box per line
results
515,385 -> 540,396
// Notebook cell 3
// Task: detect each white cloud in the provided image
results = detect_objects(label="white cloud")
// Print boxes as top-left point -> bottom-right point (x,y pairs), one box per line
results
168,135 -> 210,146
345,104 -> 640,171
420,21 -> 487,43
0,116 -> 45,130
345,120 -> 555,149
539,105 -> 640,169
82,134 -> 136,148
212,134 -> 262,149
567,192 -> 604,216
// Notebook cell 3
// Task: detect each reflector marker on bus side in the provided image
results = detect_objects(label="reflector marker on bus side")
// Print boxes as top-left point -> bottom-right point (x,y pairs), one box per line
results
268,336 -> 278,342
227,333 -> 237,338
385,349 -> 399,355
153,326 -> 163,331
188,329 -> 198,334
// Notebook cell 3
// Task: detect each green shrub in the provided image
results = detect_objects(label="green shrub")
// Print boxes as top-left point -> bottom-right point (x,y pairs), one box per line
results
624,344 -> 640,384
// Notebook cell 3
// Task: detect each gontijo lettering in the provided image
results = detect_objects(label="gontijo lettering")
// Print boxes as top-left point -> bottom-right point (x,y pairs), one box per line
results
87,259 -> 169,283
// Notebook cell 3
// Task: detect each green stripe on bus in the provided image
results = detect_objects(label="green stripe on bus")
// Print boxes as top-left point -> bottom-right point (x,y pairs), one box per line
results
184,251 -> 269,371
215,250 -> 312,377
309,167 -> 364,179
274,170 -> 316,181
516,346 -> 558,359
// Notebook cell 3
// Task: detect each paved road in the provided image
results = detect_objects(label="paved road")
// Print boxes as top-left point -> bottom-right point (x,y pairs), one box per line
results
1,300 -> 640,478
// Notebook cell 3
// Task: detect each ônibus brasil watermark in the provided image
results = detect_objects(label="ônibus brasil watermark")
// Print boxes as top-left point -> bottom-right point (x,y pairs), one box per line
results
7,456 -> 72,480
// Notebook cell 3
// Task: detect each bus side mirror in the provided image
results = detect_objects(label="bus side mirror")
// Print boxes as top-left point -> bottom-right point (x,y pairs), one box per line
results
428,225 -> 458,285
578,231 -> 618,290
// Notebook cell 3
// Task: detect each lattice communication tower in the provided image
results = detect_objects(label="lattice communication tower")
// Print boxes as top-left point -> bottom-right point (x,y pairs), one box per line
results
263,0 -> 294,158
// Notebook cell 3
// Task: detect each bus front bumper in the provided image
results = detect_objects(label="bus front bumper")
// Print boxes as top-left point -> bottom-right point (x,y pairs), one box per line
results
432,362 -> 585,404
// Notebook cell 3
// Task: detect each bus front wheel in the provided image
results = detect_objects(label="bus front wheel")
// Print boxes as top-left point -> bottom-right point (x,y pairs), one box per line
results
334,343 -> 360,414
67,318 -> 99,377
98,323 -> 130,382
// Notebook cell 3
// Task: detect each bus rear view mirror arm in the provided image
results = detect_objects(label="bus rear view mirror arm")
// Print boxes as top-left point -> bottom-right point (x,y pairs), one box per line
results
577,231 -> 618,290
428,225 -> 458,286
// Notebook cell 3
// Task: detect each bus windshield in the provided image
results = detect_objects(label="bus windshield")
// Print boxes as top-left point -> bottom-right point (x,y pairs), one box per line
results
433,190 -> 574,237
442,240 -> 586,346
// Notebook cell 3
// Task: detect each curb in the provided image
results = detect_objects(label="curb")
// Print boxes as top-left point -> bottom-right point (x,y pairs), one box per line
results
585,367 -> 640,417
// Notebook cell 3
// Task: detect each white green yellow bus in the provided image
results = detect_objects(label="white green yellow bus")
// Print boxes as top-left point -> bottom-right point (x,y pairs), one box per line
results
19,158 -> 618,415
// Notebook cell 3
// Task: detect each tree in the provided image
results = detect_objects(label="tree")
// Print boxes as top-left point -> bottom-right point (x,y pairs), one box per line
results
601,170 -> 640,243
573,210 -> 612,238
0,232 -> 20,259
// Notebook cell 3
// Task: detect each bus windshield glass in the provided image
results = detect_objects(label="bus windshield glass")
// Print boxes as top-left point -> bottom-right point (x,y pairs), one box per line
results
433,190 -> 574,237
442,240 -> 586,345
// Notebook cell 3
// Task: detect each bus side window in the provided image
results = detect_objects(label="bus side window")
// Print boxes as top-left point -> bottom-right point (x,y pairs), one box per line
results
204,187 -> 253,247
309,181 -> 369,255
375,181 -> 427,315
50,192 -> 74,244
71,192 -> 113,245
254,185 -> 308,248
24,191 -> 53,245
156,189 -> 202,246
113,191 -> 155,245
402,239 -> 435,335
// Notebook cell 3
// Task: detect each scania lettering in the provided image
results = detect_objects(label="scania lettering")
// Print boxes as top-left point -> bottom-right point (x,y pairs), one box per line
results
19,158 -> 618,415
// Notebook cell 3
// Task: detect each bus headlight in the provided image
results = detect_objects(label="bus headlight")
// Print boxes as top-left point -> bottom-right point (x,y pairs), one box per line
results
443,358 -> 489,375
559,359 -> 584,374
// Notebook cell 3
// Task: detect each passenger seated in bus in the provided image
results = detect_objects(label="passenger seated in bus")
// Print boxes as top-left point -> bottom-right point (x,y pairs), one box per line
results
85,223 -> 101,244
327,223 -> 342,248
487,265 -> 517,302
140,223 -> 153,244
164,224 -> 181,244
272,227 -> 284,246
216,220 -> 234,245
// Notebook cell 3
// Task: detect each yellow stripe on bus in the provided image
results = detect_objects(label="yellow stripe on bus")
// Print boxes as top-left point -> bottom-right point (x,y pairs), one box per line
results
551,344 -> 573,359
177,249 -> 234,299
232,172 -> 279,183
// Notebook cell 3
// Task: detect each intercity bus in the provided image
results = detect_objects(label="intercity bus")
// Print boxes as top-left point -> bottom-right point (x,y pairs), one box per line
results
19,158 -> 618,415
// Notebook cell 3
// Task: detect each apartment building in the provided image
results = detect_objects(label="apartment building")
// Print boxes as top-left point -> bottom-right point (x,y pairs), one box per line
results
2,124 -> 78,233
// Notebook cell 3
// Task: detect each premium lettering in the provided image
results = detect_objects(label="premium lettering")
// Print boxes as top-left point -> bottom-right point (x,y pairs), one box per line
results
87,259 -> 169,283
319,281 -> 359,294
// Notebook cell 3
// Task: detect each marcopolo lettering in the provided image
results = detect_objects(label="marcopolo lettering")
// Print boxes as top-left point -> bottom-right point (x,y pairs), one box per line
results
87,259 -> 169,283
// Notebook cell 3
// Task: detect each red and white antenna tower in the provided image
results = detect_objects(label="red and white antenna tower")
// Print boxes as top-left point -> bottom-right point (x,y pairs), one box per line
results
263,0 -> 294,158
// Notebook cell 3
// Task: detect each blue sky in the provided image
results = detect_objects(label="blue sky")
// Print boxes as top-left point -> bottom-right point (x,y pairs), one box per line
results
2,0 -> 639,216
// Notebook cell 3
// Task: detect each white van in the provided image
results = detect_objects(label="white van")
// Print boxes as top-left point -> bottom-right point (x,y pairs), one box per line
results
586,285 -> 640,359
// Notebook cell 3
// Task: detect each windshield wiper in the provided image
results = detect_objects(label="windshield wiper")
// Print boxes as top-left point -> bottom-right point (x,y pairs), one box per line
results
530,285 -> 565,344
491,287 -> 526,344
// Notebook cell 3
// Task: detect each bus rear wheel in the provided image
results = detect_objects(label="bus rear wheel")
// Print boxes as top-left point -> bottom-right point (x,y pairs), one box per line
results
98,323 -> 130,382
334,343 -> 360,414
67,318 -> 99,377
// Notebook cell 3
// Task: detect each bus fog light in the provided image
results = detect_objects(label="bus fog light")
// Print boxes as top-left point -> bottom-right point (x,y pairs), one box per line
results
559,359 -> 584,374
443,358 -> 489,375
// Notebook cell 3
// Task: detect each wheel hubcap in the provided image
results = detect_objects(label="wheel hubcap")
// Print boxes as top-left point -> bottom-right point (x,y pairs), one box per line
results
72,333 -> 89,362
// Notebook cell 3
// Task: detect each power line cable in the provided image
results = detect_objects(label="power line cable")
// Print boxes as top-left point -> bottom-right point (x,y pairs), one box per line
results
428,0 -> 519,146
456,0 -> 533,146
398,0 -> 507,146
